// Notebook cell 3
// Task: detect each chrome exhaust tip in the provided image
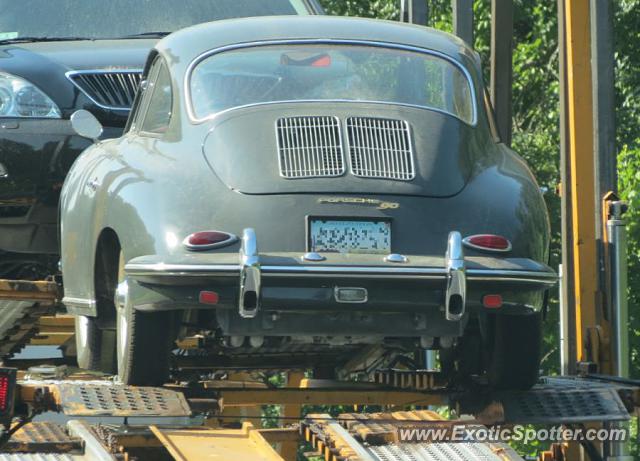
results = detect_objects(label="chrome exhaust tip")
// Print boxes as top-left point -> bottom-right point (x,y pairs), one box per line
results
445,231 -> 466,321
239,228 -> 261,319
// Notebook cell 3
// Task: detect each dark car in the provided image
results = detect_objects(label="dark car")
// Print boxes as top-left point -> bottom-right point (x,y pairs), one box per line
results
60,16 -> 557,388
0,0 -> 322,266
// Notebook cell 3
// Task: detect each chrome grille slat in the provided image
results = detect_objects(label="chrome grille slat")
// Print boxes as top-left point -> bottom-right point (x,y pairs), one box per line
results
346,117 -> 415,181
277,116 -> 344,179
67,70 -> 143,111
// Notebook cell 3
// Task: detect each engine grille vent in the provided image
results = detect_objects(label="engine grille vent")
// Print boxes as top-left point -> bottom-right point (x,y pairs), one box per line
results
346,117 -> 415,181
277,116 -> 345,179
67,70 -> 143,110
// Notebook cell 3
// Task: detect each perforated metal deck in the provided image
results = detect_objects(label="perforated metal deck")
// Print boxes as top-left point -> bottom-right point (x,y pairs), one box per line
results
3,422 -> 81,454
369,442 -> 521,461
496,385 -> 629,424
302,411 -> 525,461
57,383 -> 191,417
0,455 -> 78,461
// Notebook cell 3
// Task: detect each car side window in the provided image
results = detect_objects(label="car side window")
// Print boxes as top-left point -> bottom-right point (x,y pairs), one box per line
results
128,62 -> 159,134
140,59 -> 173,135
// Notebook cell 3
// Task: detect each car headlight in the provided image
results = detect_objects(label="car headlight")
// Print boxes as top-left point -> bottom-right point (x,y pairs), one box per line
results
0,72 -> 61,118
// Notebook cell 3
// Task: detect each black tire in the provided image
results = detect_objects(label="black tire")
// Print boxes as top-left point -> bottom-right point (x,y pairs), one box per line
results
117,305 -> 174,385
115,251 -> 175,385
74,315 -> 116,373
440,324 -> 483,385
486,311 -> 543,390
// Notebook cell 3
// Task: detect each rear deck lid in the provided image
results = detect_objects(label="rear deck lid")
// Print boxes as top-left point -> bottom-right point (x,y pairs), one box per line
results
203,104 -> 476,197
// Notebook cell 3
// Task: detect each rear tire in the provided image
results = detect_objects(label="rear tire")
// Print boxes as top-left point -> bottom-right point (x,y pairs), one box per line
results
115,252 -> 175,385
486,311 -> 542,390
74,316 -> 116,373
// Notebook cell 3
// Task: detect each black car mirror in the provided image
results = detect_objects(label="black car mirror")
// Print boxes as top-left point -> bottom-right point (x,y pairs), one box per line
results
70,110 -> 103,141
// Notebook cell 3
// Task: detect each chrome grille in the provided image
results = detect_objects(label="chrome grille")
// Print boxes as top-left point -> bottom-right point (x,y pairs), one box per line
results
67,70 -> 143,110
277,116 -> 345,178
346,117 -> 415,180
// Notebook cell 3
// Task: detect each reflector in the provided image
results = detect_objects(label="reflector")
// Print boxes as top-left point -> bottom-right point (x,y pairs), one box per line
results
199,291 -> 220,305
183,231 -> 238,251
463,234 -> 512,252
482,294 -> 503,308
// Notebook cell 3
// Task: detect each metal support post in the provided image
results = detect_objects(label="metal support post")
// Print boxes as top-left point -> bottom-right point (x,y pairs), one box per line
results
452,0 -> 473,46
603,421 -> 633,461
490,0 -> 514,145
606,200 -> 629,379
559,264 -> 572,375
564,0 -> 601,369
279,371 -> 304,461
558,0 -> 578,375
591,1 -> 617,312
400,0 -> 428,26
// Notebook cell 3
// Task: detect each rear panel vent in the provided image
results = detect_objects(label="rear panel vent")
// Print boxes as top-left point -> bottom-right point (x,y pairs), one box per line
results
276,116 -> 345,179
346,117 -> 415,181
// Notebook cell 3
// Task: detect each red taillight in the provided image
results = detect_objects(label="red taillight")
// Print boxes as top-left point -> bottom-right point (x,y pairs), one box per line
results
199,291 -> 219,305
482,294 -> 503,308
463,234 -> 512,252
183,231 -> 238,251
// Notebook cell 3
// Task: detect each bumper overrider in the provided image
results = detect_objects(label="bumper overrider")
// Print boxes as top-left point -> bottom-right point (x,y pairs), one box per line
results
123,229 -> 557,337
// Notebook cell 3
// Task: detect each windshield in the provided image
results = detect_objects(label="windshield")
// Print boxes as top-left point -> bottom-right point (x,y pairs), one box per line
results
0,0 -> 310,40
189,44 -> 475,124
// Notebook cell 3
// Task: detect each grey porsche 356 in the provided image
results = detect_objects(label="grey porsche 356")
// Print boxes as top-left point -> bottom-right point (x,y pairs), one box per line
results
60,16 -> 556,387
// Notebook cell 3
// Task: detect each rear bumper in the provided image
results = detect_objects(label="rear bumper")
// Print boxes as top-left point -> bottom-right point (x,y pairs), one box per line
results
124,229 -> 557,329
126,260 -> 557,284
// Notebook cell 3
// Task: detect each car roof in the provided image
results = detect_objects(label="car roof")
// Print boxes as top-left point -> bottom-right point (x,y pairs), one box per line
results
155,16 -> 478,74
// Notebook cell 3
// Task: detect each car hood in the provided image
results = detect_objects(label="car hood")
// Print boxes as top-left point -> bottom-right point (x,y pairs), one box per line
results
203,103 -> 479,198
0,39 -> 154,71
0,39 -> 155,118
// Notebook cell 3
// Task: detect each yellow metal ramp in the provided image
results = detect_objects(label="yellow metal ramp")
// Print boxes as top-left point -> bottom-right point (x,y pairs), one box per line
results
150,423 -> 282,461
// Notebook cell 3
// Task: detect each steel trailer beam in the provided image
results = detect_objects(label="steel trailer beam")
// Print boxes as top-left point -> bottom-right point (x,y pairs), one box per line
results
490,0 -> 514,146
562,0 -> 603,371
452,0 -> 474,46
591,0 -> 620,379
400,0 -> 428,26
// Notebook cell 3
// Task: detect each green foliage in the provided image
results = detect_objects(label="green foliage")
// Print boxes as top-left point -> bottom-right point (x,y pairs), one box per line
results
319,0 -> 398,19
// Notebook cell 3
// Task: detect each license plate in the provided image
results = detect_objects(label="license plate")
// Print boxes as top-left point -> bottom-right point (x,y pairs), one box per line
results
309,219 -> 391,254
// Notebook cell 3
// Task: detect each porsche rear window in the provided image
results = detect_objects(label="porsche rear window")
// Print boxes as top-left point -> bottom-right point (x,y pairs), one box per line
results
189,44 -> 475,124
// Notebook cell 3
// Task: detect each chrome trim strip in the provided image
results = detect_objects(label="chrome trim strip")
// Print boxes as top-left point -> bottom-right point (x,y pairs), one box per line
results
124,262 -> 557,283
125,263 -> 240,275
262,265 -> 447,275
184,39 -> 478,125
62,296 -> 96,309
462,235 -> 513,253
66,69 -> 143,112
467,269 -> 557,279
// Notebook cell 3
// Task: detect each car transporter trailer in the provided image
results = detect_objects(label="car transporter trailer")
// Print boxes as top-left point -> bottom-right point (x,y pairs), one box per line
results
0,0 -> 632,460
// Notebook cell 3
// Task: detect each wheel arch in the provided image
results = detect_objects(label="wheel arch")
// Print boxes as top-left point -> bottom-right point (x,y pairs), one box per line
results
93,227 -> 121,326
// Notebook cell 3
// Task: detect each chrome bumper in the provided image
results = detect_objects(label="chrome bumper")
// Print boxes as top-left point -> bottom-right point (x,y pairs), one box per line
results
125,228 -> 557,320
